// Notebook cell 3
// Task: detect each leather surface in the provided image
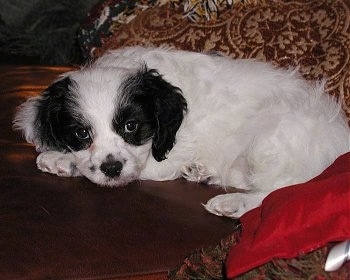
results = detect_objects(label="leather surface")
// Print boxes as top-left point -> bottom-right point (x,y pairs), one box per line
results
0,65 -> 234,279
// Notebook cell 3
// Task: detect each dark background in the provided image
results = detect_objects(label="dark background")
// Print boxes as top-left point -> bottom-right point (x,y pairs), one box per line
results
0,0 -> 99,65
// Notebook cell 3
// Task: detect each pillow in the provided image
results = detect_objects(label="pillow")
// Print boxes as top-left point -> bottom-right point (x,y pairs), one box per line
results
226,152 -> 350,278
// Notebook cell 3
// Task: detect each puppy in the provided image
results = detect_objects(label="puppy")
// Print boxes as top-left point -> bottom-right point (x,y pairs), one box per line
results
13,47 -> 350,218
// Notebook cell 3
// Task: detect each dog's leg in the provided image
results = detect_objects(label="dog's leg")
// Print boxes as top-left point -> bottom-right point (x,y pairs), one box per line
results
203,192 -> 268,218
36,151 -> 81,177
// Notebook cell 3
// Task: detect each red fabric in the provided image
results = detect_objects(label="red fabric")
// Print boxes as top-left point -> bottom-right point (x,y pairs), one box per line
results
226,152 -> 350,278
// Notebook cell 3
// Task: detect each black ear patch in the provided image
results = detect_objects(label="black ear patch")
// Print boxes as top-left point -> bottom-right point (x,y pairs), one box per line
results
148,71 -> 187,161
120,67 -> 187,161
34,77 -> 83,151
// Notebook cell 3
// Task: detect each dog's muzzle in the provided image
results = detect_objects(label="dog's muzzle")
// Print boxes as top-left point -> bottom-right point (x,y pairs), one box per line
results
100,155 -> 123,178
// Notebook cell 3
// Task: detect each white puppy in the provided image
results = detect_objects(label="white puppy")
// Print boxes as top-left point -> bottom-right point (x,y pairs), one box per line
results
13,47 -> 350,218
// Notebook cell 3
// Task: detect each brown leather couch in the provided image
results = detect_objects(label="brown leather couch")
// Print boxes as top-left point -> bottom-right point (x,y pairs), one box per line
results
0,65 -> 234,279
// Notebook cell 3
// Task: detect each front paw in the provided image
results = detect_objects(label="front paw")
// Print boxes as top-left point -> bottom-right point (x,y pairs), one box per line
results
204,192 -> 264,218
181,162 -> 220,185
37,151 -> 81,177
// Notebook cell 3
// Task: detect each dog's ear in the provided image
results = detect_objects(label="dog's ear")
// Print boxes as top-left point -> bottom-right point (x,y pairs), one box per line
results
136,68 -> 187,161
13,77 -> 74,152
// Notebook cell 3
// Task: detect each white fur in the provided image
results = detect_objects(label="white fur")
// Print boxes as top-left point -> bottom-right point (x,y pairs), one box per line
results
14,47 -> 350,218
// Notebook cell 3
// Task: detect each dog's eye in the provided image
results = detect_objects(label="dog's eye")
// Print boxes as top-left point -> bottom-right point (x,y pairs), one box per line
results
74,128 -> 90,140
124,121 -> 138,133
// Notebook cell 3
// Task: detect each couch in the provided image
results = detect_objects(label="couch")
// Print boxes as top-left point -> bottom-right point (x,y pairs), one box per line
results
1,0 -> 350,279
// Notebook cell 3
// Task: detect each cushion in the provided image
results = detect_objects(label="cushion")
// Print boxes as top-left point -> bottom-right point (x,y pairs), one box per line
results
226,152 -> 350,278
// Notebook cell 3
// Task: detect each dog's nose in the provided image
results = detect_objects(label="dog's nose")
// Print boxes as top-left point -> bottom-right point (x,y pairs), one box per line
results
100,160 -> 123,178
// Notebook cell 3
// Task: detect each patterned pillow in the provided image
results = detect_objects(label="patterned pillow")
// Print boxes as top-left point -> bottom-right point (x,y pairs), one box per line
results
78,0 -> 350,122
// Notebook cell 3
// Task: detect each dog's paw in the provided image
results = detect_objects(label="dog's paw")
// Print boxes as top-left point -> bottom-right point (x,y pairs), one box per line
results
181,163 -> 220,185
204,192 -> 265,218
36,151 -> 81,177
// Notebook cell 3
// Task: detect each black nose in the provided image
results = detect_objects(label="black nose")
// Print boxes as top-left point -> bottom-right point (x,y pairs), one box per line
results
100,160 -> 123,178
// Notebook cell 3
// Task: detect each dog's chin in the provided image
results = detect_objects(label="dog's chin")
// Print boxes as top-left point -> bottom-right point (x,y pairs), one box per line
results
101,178 -> 136,188
82,171 -> 138,188
77,168 -> 138,188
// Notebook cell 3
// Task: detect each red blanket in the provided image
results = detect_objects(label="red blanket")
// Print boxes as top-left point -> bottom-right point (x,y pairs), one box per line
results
226,152 -> 350,278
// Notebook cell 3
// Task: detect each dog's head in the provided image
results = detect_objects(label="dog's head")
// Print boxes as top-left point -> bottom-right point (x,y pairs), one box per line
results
13,65 -> 187,186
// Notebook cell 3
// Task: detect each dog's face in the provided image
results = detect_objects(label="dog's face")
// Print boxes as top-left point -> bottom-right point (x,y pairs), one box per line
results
15,66 -> 187,186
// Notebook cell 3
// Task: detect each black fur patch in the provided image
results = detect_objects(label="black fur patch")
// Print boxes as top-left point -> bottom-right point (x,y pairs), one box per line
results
35,77 -> 92,152
115,67 -> 187,161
